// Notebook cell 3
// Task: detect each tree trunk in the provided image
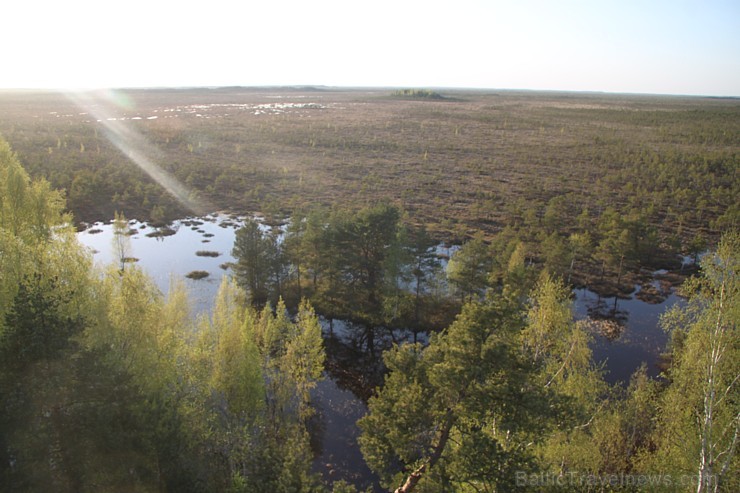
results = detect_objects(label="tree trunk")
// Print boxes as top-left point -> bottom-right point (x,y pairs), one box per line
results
697,282 -> 726,493
414,268 -> 422,325
366,325 -> 375,357
394,409 -> 455,493
567,254 -> 576,284
296,261 -> 303,299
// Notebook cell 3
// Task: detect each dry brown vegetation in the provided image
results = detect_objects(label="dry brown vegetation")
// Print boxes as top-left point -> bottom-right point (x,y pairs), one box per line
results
0,87 -> 736,246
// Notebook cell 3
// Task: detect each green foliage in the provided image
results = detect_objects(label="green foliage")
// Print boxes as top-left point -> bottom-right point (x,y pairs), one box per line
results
0,138 -> 329,492
233,218 -> 272,304
232,218 -> 286,306
2,86 -> 739,490
210,279 -> 265,419
0,136 -> 92,356
0,138 -> 68,240
502,240 -> 533,300
407,226 -> 442,309
446,232 -> 491,302
0,139 -> 88,333
566,231 -> 593,282
338,204 -> 401,312
541,231 -> 569,278
642,232 -> 739,492
239,204 -> 406,329
687,234 -> 708,263
533,232 -> 737,492
523,274 -> 577,365
112,211 -> 131,271
359,292 -> 555,492
1,274 -> 81,368
186,280 -> 325,491
538,365 -> 659,489
357,269 -> 617,492
284,299 -> 326,417
0,138 -> 96,491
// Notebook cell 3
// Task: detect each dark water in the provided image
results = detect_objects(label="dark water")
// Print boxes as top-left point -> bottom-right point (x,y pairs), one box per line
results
310,377 -> 380,490
76,216 -> 684,489
574,283 -> 684,384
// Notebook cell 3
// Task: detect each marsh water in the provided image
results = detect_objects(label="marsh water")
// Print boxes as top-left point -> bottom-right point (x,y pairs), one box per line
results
76,215 -> 684,490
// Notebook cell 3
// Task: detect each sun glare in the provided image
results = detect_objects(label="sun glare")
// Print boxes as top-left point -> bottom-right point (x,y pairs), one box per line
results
64,90 -> 211,216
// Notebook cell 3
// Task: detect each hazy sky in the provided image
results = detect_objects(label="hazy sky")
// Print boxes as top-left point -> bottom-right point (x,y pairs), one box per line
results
3,0 -> 739,96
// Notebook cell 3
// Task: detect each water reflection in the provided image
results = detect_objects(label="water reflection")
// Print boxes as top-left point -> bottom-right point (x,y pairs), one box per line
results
573,284 -> 685,384
78,214 -> 244,315
311,321 -> 385,490
312,318 -> 429,491
310,378 -> 382,492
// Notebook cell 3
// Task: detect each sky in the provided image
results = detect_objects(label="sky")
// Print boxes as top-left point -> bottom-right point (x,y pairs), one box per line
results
2,0 -> 739,96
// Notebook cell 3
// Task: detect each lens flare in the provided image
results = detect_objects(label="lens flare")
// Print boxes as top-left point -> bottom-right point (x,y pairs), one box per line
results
64,90 -> 210,216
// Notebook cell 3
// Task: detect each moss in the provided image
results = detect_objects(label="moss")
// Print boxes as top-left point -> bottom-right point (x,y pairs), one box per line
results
195,250 -> 221,257
146,227 -> 176,238
185,270 -> 210,280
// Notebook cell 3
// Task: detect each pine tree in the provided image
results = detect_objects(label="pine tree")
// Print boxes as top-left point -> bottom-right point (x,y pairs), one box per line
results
359,293 -> 551,492
233,218 -> 274,305
447,232 -> 491,303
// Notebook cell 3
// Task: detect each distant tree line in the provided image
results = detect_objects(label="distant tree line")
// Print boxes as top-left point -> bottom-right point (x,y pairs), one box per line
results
391,89 -> 446,100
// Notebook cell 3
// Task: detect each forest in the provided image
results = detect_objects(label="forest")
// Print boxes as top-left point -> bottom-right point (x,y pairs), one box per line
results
0,88 -> 738,492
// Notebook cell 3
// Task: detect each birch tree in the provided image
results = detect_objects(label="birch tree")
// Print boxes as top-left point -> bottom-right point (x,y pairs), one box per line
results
648,232 -> 739,493
112,211 -> 131,272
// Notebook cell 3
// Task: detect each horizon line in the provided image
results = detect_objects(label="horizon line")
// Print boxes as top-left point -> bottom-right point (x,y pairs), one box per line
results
1,85 -> 738,100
